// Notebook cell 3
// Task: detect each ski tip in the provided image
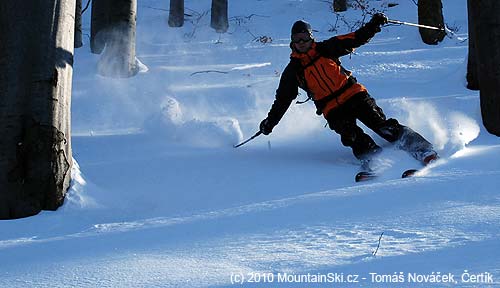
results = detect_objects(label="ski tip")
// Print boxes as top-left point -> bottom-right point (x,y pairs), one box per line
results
423,151 -> 439,165
355,171 -> 377,182
402,169 -> 419,178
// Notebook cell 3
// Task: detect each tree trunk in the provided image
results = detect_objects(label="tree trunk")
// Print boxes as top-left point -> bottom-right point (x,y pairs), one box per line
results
91,0 -> 138,77
0,0 -> 74,219
418,0 -> 446,45
168,0 -> 184,27
333,0 -> 347,12
470,0 -> 500,135
211,0 -> 229,33
91,0 -> 111,54
466,0 -> 479,90
75,0 -> 83,48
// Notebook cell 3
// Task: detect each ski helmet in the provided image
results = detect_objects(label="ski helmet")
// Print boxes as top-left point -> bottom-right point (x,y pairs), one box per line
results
291,20 -> 312,38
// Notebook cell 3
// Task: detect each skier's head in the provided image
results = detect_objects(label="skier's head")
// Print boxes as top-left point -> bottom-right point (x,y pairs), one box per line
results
291,20 -> 312,37
290,20 -> 314,53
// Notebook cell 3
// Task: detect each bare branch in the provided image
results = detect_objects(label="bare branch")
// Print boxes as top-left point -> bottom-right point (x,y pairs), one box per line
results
372,232 -> 384,256
141,5 -> 169,12
82,0 -> 91,14
190,70 -> 229,76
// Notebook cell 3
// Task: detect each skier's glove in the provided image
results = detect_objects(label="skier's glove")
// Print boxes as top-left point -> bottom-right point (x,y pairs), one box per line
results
368,13 -> 388,32
259,118 -> 273,135
370,13 -> 388,26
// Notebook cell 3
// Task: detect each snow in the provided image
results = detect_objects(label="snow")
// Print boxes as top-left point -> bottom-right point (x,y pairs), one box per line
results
1,0 -> 499,287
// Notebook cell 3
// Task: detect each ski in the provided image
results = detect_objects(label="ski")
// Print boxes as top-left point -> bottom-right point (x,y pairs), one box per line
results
401,151 -> 440,179
355,171 -> 377,182
401,169 -> 419,178
356,168 -> 417,182
354,151 -> 439,182
355,157 -> 377,182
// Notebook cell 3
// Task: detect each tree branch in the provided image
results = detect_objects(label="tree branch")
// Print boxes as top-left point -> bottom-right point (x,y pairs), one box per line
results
372,232 -> 384,256
190,70 -> 228,76
82,0 -> 91,14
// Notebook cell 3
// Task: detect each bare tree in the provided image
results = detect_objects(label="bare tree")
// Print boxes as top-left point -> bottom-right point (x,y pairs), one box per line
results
0,0 -> 74,219
468,0 -> 500,135
91,0 -> 139,77
211,0 -> 229,33
466,0 -> 479,90
418,0 -> 446,45
169,0 -> 184,27
91,0 -> 110,54
75,0 -> 83,48
334,0 -> 347,12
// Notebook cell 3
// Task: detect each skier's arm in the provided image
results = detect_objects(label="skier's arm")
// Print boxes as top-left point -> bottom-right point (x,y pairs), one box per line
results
260,63 -> 299,134
321,13 -> 388,57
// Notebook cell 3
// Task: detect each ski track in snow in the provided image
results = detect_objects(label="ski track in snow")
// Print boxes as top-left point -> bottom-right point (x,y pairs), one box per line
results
1,201 -> 498,288
2,168 -> 500,287
2,166 -> 499,249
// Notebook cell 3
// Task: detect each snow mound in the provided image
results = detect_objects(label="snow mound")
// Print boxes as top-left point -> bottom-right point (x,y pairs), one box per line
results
63,160 -> 99,211
145,96 -> 244,147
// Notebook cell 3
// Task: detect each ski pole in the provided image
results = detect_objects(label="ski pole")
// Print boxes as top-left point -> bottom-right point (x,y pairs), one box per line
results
234,131 -> 262,148
387,19 -> 445,31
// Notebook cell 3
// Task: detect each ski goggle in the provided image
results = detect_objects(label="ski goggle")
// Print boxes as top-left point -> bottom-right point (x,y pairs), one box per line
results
291,35 -> 312,44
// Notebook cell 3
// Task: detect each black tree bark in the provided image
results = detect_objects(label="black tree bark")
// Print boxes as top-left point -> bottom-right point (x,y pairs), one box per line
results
469,0 -> 500,135
418,0 -> 446,45
75,0 -> 83,48
168,0 -> 184,27
91,0 -> 139,77
91,0 -> 110,54
211,0 -> 229,33
466,0 -> 479,90
0,0 -> 74,219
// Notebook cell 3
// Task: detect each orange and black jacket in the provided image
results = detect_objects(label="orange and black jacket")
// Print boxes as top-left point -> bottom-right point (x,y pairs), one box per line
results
265,22 -> 381,128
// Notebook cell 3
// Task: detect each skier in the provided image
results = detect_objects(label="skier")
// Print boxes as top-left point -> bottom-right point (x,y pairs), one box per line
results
259,13 -> 438,167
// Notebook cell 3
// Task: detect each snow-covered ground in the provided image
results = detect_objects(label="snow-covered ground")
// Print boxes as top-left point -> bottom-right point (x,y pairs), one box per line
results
1,0 -> 499,287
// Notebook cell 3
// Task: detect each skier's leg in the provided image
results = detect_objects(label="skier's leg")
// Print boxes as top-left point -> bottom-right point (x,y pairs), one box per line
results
353,92 -> 401,142
355,92 -> 437,163
393,126 -> 438,163
326,105 -> 381,160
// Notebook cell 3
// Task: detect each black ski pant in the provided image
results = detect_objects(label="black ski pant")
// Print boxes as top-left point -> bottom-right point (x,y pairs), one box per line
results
325,91 -> 433,160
